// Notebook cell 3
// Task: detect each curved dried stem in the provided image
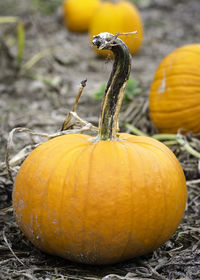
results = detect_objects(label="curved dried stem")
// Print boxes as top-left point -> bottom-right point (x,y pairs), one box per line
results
61,79 -> 87,131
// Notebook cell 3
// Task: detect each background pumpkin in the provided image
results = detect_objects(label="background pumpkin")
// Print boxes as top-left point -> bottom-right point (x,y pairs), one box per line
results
149,44 -> 200,134
13,33 -> 186,265
63,0 -> 100,32
89,0 -> 143,56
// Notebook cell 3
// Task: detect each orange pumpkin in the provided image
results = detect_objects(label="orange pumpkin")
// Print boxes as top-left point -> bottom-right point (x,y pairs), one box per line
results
89,0 -> 143,56
13,33 -> 187,265
63,0 -> 100,32
149,44 -> 200,134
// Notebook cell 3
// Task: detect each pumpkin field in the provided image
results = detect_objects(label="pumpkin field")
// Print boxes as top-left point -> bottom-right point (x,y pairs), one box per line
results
0,0 -> 200,279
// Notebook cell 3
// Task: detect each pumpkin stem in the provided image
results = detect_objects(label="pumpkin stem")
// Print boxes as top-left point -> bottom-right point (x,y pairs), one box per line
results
92,32 -> 133,140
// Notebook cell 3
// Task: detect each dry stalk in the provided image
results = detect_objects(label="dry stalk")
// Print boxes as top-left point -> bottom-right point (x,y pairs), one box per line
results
61,79 -> 87,131
5,79 -> 99,183
5,123 -> 96,183
2,228 -> 25,266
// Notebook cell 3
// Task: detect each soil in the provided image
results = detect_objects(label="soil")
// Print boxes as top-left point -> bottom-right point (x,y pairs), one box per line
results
0,0 -> 200,279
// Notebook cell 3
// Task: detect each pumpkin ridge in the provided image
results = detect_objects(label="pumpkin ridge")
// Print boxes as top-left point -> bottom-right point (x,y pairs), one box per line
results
13,138 -> 75,247
150,103 -> 200,113
118,141 -> 141,259
38,143 -> 89,254
128,141 -> 163,253
152,152 -> 185,248
152,73 -> 200,84
123,136 -> 169,152
126,141 -> 160,252
57,148 -> 87,254
112,142 -> 133,261
30,140 -> 91,254
123,137 -> 186,248
51,142 -> 99,260
79,143 -> 98,262
117,142 -> 147,254
143,149 -> 168,251
150,89 -> 200,98
125,140 -> 182,252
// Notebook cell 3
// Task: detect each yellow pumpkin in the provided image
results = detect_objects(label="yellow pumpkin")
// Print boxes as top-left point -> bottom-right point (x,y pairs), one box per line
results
13,33 -> 186,265
149,44 -> 200,134
89,0 -> 143,56
63,0 -> 100,32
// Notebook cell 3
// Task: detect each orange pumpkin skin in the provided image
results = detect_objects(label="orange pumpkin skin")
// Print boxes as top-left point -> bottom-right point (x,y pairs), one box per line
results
149,44 -> 200,134
63,0 -> 100,32
13,133 -> 186,265
89,1 -> 143,56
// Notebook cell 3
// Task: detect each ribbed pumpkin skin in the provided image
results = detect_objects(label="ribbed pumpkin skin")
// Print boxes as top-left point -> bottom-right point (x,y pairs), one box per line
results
13,133 -> 186,264
149,44 -> 200,134
89,1 -> 143,56
63,0 -> 100,32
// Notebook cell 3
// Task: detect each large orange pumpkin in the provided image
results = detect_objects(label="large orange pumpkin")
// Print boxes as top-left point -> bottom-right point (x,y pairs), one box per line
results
149,44 -> 200,134
13,33 -> 187,265
63,0 -> 100,32
89,0 -> 143,56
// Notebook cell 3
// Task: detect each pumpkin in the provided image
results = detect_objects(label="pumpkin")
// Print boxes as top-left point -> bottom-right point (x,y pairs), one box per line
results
89,0 -> 143,57
63,0 -> 100,32
149,44 -> 200,134
13,33 -> 187,265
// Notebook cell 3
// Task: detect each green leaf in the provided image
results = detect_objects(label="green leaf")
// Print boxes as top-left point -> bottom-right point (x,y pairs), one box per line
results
17,21 -> 25,66
93,83 -> 107,100
0,16 -> 25,68
93,77 -> 141,103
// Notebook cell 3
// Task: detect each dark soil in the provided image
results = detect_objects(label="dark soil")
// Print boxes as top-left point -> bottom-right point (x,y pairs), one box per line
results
0,0 -> 200,279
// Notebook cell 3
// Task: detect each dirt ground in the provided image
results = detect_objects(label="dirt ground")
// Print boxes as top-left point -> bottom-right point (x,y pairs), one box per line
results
0,0 -> 200,279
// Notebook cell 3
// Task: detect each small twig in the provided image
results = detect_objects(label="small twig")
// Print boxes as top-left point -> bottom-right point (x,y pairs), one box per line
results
70,112 -> 98,131
125,123 -> 147,136
176,136 -> 200,159
186,178 -> 200,186
98,31 -> 138,50
61,79 -> 87,131
111,31 -> 138,45
2,228 -> 25,266
0,206 -> 13,215
17,273 -> 37,280
162,140 -> 178,146
152,133 -> 177,141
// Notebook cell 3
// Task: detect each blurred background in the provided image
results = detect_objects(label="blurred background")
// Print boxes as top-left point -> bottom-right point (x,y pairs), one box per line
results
0,0 -> 199,140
